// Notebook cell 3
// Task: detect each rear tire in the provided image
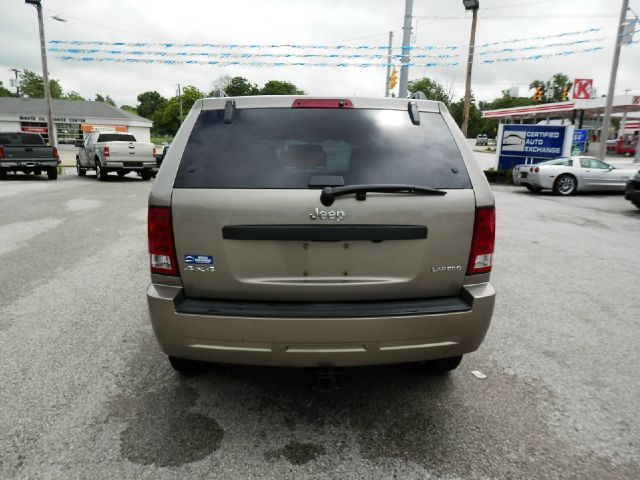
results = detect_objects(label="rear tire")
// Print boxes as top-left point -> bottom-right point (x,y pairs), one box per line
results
421,355 -> 462,374
168,355 -> 209,375
525,185 -> 543,193
0,168 -> 6,180
96,159 -> 108,181
553,174 -> 577,196
47,167 -> 57,180
76,158 -> 86,177
140,171 -> 152,181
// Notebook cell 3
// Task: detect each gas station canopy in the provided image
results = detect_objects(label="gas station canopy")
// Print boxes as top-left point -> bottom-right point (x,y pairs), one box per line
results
481,95 -> 640,127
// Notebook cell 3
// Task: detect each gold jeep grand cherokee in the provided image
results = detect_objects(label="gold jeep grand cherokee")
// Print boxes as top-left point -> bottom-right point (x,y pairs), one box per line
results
146,95 -> 496,373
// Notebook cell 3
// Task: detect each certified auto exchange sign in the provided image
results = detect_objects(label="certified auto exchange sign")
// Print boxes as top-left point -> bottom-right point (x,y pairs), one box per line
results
498,124 -> 567,170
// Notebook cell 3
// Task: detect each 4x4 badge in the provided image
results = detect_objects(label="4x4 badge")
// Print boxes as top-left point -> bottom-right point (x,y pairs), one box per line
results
309,207 -> 346,222
184,265 -> 217,272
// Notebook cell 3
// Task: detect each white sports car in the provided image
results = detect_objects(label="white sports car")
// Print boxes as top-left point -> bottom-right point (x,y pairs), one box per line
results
512,156 -> 637,195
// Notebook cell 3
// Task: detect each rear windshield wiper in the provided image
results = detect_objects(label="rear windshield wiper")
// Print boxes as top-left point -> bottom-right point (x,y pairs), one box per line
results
320,184 -> 446,206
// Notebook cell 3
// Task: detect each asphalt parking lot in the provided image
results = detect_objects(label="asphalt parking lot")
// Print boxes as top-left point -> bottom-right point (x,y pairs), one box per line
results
0,173 -> 639,479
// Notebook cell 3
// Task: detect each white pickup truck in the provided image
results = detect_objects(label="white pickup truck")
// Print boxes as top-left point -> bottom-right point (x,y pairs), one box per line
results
75,131 -> 157,181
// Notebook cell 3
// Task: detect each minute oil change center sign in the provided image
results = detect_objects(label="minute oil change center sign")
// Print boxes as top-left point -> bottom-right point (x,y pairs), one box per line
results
497,124 -> 572,170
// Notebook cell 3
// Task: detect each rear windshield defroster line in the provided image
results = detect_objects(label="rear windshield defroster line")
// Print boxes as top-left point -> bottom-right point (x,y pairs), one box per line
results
222,224 -> 428,242
174,108 -> 471,190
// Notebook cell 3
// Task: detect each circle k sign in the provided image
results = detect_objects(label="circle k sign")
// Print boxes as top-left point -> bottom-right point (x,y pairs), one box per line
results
572,79 -> 593,100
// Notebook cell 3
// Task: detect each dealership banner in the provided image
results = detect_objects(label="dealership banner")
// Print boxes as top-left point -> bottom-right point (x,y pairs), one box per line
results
496,124 -> 572,170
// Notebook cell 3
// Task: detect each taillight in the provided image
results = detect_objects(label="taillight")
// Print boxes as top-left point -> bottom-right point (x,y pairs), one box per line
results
53,147 -> 59,158
529,167 -> 533,172
467,207 -> 495,275
148,206 -> 178,276
152,147 -> 156,157
534,167 -> 539,173
291,99 -> 354,109
0,146 -> 4,159
103,146 -> 110,157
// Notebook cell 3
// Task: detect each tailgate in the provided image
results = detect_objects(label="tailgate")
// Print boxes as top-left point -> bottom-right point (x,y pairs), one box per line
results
2,146 -> 54,160
172,189 -> 475,302
107,142 -> 154,162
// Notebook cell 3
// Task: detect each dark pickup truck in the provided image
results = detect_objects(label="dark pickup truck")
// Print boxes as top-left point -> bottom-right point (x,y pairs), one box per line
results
0,132 -> 60,180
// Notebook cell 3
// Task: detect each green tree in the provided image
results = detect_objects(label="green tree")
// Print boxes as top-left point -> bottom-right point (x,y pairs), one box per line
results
408,77 -> 451,106
18,70 -> 63,98
154,86 -> 204,136
224,76 -> 260,96
64,91 -> 85,101
120,105 -> 138,114
259,80 -> 304,95
0,81 -> 13,97
136,91 -> 167,120
209,74 -> 233,95
548,73 -> 572,102
529,74 -> 572,103
449,95 -> 483,138
95,94 -> 116,106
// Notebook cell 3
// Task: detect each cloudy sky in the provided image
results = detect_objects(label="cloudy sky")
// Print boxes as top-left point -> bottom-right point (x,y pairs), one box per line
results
1,0 -> 638,108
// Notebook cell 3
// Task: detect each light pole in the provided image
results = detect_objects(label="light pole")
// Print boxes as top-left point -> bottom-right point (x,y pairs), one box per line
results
462,0 -> 479,139
398,0 -> 413,98
25,0 -> 56,147
598,0 -> 630,160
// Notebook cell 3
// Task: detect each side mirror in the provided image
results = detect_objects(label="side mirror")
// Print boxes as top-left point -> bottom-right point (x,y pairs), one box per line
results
74,140 -> 83,148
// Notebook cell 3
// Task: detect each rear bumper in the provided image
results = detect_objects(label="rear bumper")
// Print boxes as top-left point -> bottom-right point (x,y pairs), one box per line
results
105,160 -> 157,170
0,159 -> 59,168
146,282 -> 495,367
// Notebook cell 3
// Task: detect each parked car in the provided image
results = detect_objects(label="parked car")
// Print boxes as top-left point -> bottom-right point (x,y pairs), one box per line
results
0,131 -> 60,180
625,170 -> 640,209
606,139 -> 617,152
75,131 -> 157,181
512,156 -> 637,195
615,134 -> 637,156
146,95 -> 496,374
476,134 -> 488,146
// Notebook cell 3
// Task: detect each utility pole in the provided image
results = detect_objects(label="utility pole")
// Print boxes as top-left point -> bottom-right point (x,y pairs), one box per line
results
177,83 -> 183,124
385,31 -> 393,98
25,0 -> 56,148
462,0 -> 480,138
10,68 -> 20,97
398,0 -> 413,98
598,0 -> 629,161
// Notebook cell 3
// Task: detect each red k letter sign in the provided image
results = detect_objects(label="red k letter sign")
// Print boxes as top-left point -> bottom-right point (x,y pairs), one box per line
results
572,79 -> 593,100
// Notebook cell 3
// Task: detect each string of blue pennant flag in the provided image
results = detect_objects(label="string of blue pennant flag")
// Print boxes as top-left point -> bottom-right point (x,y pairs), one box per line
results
54,43 -> 612,68
48,40 -> 459,51
481,46 -> 605,64
48,47 -> 460,60
480,27 -> 602,47
55,56 -> 460,68
479,37 -> 608,55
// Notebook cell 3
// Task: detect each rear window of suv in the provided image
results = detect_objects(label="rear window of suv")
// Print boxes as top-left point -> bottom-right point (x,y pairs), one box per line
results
174,108 -> 471,189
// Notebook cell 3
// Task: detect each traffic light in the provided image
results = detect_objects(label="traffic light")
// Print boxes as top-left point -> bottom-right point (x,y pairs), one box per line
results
561,85 -> 569,101
533,87 -> 544,102
389,68 -> 398,90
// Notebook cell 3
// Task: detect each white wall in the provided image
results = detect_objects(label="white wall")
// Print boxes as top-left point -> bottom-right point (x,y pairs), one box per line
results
129,126 -> 150,143
0,120 -> 22,132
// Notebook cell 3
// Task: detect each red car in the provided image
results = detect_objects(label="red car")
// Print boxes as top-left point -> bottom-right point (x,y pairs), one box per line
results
615,135 -> 637,155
